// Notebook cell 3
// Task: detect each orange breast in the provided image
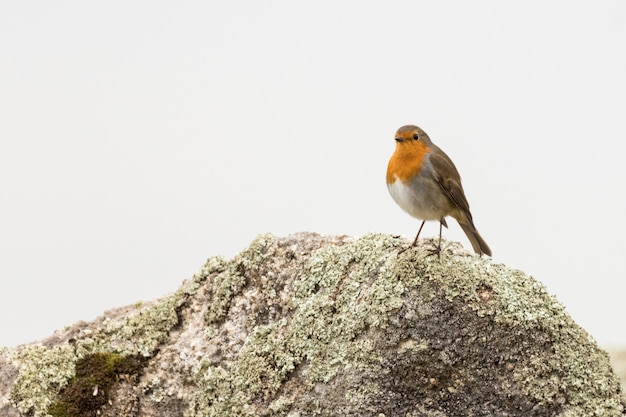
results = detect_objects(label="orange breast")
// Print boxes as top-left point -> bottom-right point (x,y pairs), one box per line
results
386,141 -> 430,184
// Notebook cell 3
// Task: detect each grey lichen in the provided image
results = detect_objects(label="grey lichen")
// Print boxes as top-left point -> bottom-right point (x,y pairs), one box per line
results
7,269 -> 201,417
392,245 -> 624,415
204,236 -> 275,325
3,232 -> 623,416
186,233 -> 624,416
187,233 -> 405,414
8,344 -> 76,415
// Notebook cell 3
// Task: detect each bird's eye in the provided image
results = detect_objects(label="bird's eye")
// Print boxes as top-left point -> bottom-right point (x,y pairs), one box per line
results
413,133 -> 419,140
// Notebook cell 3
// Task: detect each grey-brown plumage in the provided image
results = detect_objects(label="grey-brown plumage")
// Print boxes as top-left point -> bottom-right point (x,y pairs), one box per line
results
387,125 -> 491,256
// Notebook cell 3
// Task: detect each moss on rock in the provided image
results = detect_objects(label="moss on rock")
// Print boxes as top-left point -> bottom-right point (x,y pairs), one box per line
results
2,233 -> 624,416
48,352 -> 146,417
7,268 -> 200,416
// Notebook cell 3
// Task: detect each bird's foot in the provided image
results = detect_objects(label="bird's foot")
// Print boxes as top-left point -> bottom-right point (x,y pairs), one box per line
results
427,245 -> 442,258
397,244 -> 414,254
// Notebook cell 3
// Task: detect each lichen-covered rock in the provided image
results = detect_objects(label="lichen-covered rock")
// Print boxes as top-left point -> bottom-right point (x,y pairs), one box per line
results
0,233 -> 624,416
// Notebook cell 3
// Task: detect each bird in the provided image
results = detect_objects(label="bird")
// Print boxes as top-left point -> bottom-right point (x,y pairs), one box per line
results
386,124 -> 491,257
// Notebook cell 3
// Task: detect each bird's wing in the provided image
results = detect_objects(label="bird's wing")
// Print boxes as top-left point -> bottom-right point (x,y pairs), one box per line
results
428,145 -> 473,221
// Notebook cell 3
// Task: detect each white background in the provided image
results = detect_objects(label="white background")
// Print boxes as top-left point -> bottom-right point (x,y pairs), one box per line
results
1,1 -> 625,348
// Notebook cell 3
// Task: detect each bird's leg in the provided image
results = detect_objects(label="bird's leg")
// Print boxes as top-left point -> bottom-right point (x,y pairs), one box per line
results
411,220 -> 426,246
398,220 -> 426,253
427,219 -> 444,258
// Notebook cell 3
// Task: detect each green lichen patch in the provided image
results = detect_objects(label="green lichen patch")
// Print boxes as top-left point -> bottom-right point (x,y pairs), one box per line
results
4,233 -> 623,416
187,363 -> 254,417
392,247 -> 568,328
9,269 -> 199,416
93,292 -> 183,356
48,352 -> 146,417
187,234 -> 408,415
205,235 -> 276,324
392,241 -> 625,416
8,344 -> 76,415
188,233 -> 624,416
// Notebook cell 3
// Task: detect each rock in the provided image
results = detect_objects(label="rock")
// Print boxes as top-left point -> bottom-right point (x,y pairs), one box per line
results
609,350 -> 626,393
0,233 -> 624,416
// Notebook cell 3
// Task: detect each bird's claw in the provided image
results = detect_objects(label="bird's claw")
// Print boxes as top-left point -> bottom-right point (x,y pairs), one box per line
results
397,245 -> 413,254
427,245 -> 442,258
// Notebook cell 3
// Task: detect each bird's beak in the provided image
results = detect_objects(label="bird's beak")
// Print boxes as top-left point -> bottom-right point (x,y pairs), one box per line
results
394,137 -> 404,142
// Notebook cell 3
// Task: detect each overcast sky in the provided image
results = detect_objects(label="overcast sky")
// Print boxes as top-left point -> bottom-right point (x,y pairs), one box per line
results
1,1 -> 625,348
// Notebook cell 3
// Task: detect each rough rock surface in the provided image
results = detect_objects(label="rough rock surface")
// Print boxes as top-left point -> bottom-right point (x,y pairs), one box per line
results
0,233 -> 624,416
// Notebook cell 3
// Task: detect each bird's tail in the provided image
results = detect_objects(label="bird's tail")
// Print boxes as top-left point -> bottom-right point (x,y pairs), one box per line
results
458,221 -> 492,257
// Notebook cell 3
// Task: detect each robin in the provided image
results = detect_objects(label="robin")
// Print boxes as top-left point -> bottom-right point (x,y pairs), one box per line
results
386,124 -> 491,257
